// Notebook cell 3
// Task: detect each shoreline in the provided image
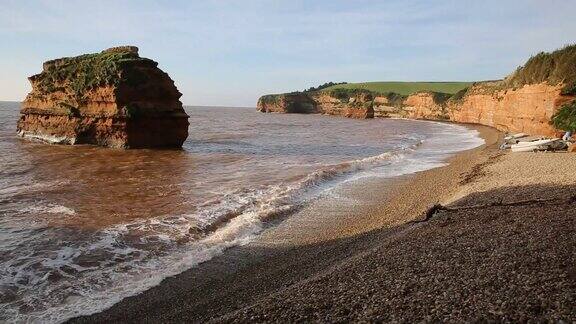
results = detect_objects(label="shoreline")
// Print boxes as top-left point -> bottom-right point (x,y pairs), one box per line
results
71,123 -> 508,323
253,123 -> 498,246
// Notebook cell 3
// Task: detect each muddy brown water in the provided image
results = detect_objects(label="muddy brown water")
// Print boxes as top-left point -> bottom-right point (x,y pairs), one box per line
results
0,102 -> 483,322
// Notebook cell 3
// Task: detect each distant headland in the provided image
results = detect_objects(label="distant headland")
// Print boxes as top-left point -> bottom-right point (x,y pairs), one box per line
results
258,45 -> 576,137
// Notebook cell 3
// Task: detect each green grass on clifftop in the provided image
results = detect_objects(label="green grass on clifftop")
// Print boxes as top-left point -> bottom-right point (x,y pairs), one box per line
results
322,81 -> 472,96
506,44 -> 576,95
34,48 -> 156,105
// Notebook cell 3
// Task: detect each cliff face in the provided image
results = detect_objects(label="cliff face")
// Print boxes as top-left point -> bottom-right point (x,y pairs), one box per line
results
403,92 -> 450,120
257,85 -> 572,136
257,45 -> 576,136
257,93 -> 317,114
257,90 -> 374,119
18,46 -> 189,148
448,83 -> 574,136
257,91 -> 441,120
374,92 -> 449,120
310,91 -> 374,118
385,85 -> 573,136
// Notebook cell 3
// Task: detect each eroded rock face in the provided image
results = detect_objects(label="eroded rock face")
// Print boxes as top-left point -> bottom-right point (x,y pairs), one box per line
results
257,85 -> 573,136
403,92 -> 450,120
372,92 -> 449,120
257,90 -> 374,119
311,91 -> 374,118
257,93 -> 317,114
399,85 -> 573,135
448,83 -> 574,136
18,46 -> 189,148
257,46 -> 576,134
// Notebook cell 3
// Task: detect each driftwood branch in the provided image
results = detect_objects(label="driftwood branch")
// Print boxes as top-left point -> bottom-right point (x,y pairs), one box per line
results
412,195 -> 576,224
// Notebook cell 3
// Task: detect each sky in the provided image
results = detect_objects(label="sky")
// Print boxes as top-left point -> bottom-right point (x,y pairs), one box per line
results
0,0 -> 574,107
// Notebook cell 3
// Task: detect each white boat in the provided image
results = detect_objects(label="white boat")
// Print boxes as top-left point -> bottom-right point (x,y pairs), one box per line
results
504,133 -> 528,141
510,139 -> 558,152
516,135 -> 546,143
501,133 -> 533,149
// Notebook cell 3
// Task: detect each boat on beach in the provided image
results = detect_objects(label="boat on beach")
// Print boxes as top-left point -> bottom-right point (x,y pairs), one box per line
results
510,138 -> 564,152
504,133 -> 528,141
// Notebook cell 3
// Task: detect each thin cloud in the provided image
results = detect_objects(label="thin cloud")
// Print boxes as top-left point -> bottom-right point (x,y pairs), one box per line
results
0,0 -> 574,106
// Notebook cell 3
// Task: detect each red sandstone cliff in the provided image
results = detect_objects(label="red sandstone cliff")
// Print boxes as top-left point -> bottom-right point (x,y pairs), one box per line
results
258,90 -> 439,121
310,91 -> 374,118
257,45 -> 576,136
257,85 -> 573,136
18,46 -> 189,148
447,83 -> 574,136
257,90 -> 374,119
372,92 -> 449,120
257,93 -> 317,114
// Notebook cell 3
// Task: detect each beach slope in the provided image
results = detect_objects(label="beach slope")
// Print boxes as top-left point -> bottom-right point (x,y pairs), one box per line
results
72,128 -> 575,323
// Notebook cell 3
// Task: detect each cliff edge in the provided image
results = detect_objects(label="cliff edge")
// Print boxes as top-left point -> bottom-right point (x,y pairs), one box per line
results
18,46 -> 189,148
257,45 -> 576,136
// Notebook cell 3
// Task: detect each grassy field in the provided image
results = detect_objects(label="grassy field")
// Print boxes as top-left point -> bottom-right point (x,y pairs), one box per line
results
322,81 -> 473,95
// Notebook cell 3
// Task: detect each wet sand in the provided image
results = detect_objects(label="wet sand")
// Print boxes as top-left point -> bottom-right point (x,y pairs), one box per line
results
72,125 -> 576,323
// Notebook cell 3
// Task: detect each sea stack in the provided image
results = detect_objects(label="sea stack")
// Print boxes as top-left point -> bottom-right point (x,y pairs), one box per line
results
17,46 -> 189,148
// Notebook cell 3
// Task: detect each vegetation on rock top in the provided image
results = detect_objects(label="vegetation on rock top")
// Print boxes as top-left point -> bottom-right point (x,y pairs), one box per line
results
431,92 -> 453,105
258,92 -> 305,105
448,87 -> 470,103
382,92 -> 406,107
506,44 -> 576,95
303,81 -> 347,92
321,81 -> 472,96
259,94 -> 281,105
324,88 -> 373,101
259,87 -> 456,109
33,48 -> 157,106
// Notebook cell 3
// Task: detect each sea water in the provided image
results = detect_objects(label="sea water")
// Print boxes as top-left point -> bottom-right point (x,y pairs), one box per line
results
0,102 -> 483,323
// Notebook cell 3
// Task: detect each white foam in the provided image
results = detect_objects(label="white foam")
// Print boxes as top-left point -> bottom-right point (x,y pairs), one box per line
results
22,204 -> 76,216
0,180 -> 69,198
18,131 -> 76,145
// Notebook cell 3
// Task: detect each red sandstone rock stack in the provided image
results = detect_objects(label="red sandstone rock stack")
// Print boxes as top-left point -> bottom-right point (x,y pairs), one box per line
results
18,46 -> 189,148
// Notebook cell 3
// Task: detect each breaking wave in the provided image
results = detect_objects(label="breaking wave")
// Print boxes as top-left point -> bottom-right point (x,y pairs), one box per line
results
0,142 -> 426,323
0,105 -> 484,323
